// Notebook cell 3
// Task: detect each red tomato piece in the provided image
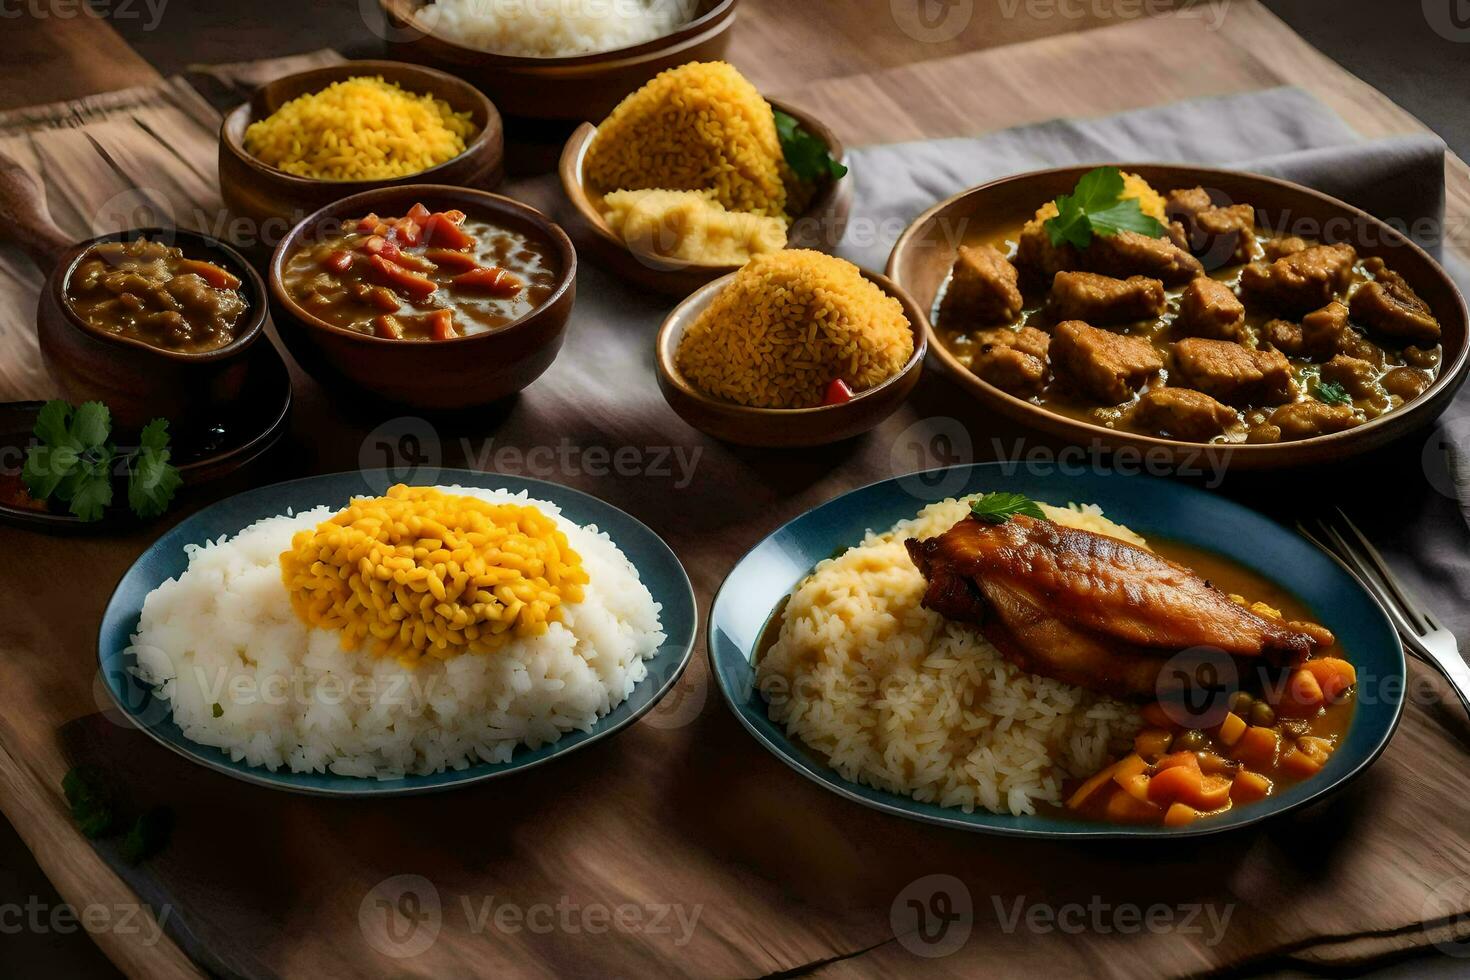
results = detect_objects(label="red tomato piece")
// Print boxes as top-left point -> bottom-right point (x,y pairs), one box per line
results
321,249 -> 354,274
822,379 -> 854,405
368,255 -> 437,299
423,213 -> 476,250
395,218 -> 423,247
405,203 -> 432,224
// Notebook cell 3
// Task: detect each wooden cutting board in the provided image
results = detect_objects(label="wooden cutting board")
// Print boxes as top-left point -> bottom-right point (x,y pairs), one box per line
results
3,4 -> 1470,977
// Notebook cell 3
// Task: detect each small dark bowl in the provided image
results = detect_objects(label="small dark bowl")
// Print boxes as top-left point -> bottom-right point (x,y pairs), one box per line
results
560,96 -> 854,296
269,184 -> 576,410
887,164 -> 1470,470
43,228 -> 267,433
379,0 -> 739,123
656,268 -> 926,447
220,60 -> 504,243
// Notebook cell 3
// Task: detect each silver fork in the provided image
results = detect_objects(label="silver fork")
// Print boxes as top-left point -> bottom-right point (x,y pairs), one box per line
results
1297,509 -> 1470,717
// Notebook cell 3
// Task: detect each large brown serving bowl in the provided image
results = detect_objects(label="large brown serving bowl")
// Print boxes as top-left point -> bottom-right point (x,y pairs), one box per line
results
220,60 -> 504,240
269,185 -> 576,410
378,0 -> 739,123
887,164 -> 1470,470
559,97 -> 854,296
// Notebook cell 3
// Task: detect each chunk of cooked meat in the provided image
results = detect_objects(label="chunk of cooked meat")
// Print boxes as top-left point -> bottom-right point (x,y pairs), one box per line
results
1267,401 -> 1362,440
1301,301 -> 1351,358
1084,230 -> 1204,286
1238,243 -> 1357,315
1171,337 -> 1296,406
1165,186 -> 1213,224
1048,271 -> 1165,324
1015,213 -> 1077,288
970,326 -> 1051,397
1165,188 -> 1257,266
1319,355 -> 1382,400
904,514 -> 1334,700
976,324 -> 1050,360
1381,366 -> 1433,400
1261,318 -> 1303,356
1350,269 -> 1441,345
1049,320 -> 1164,404
1176,277 -> 1245,340
939,244 -> 1024,326
1263,236 -> 1309,261
1131,387 -> 1238,440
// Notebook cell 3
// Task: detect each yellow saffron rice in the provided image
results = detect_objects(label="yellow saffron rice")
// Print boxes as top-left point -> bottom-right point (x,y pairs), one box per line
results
584,61 -> 792,219
279,485 -> 588,665
243,76 -> 477,181
675,250 -> 915,409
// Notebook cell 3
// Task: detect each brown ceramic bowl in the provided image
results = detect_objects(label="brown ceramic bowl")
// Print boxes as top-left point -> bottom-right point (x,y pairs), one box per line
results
379,0 -> 739,123
220,60 -> 504,241
560,98 -> 854,296
656,269 -> 926,447
270,184 -> 576,410
887,163 -> 1470,470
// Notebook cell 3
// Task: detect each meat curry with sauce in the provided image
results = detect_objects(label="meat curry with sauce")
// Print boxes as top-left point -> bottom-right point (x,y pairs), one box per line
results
934,173 -> 1444,443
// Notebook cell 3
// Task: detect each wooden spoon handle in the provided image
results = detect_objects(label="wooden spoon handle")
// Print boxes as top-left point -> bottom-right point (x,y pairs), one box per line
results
0,149 -> 76,272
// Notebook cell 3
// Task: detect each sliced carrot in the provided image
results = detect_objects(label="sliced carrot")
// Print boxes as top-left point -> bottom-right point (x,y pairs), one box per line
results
1163,802 -> 1199,827
1133,728 -> 1173,759
422,212 -> 475,250
361,235 -> 400,259
1232,725 -> 1280,769
1193,774 -> 1233,810
427,309 -> 457,341
405,202 -> 432,224
1277,668 -> 1325,718
1116,772 -> 1152,804
357,213 -> 383,234
1156,751 -> 1201,773
452,266 -> 522,297
1140,703 -> 1179,729
1198,752 -> 1236,775
1231,770 -> 1272,803
1304,658 -> 1357,701
395,217 -> 423,247
1147,764 -> 1203,807
1104,787 -> 1163,824
1067,759 -> 1121,810
1215,711 -> 1247,747
321,249 -> 354,274
178,258 -> 240,289
425,248 -> 482,272
1279,746 -> 1322,778
368,255 -> 437,300
373,314 -> 402,340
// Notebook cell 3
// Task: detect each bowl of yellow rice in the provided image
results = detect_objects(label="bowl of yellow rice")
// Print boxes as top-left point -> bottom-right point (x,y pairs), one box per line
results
656,250 -> 926,448
560,61 -> 853,296
220,61 -> 503,239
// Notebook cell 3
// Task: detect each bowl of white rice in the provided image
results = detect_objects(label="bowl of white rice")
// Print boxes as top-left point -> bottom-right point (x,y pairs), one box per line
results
97,471 -> 697,796
378,0 -> 739,122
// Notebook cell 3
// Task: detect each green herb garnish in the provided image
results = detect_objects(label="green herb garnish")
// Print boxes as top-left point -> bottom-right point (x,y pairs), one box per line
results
774,109 -> 848,183
120,807 -> 174,866
970,492 -> 1046,524
62,767 -> 117,839
1044,166 -> 1166,249
1313,379 -> 1353,406
21,400 -> 181,522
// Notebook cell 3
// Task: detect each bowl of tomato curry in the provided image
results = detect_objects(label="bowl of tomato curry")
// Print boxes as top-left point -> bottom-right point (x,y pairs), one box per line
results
271,185 -> 576,409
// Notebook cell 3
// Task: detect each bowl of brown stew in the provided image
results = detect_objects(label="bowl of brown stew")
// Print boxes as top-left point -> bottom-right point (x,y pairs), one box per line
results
270,184 -> 576,410
887,164 -> 1470,469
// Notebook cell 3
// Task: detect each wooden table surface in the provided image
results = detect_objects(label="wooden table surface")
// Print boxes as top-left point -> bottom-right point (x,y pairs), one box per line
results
4,2 -> 1470,977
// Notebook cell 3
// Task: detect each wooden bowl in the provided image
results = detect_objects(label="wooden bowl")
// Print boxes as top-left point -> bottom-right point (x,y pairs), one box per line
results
560,98 -> 854,296
219,60 -> 504,241
887,163 -> 1470,470
656,269 -> 926,447
269,184 -> 576,411
379,0 -> 739,123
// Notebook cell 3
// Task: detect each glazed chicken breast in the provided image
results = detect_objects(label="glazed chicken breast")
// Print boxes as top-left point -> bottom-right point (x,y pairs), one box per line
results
904,514 -> 1334,700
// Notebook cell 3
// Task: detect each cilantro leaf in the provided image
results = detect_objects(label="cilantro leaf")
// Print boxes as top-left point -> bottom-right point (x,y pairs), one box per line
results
128,419 -> 182,520
1044,166 -> 1165,249
62,767 -> 117,839
970,492 -> 1046,524
774,109 -> 848,184
120,807 -> 173,865
33,399 -> 76,450
1314,379 -> 1353,406
22,444 -> 78,500
71,401 -> 112,451
67,454 -> 114,522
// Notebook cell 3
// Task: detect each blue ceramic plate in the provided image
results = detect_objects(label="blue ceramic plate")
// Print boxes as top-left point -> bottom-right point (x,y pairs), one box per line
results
98,469 -> 697,796
709,464 -> 1404,838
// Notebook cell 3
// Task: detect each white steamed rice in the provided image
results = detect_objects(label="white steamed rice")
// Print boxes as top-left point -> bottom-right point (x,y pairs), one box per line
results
420,0 -> 697,57
757,495 -> 1146,817
130,486 -> 665,779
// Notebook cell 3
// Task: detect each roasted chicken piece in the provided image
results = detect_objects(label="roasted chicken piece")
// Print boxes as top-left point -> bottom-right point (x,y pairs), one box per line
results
904,514 -> 1333,700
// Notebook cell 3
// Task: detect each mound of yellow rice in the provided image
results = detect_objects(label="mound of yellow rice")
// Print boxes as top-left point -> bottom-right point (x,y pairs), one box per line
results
585,61 -> 792,219
757,496 -> 1145,816
675,250 -> 914,409
243,76 -> 477,181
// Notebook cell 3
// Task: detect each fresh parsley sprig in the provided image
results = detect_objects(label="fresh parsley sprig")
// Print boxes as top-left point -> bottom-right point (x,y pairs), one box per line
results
774,109 -> 848,184
21,400 -> 182,522
970,492 -> 1046,524
1312,379 -> 1353,406
1044,166 -> 1166,249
